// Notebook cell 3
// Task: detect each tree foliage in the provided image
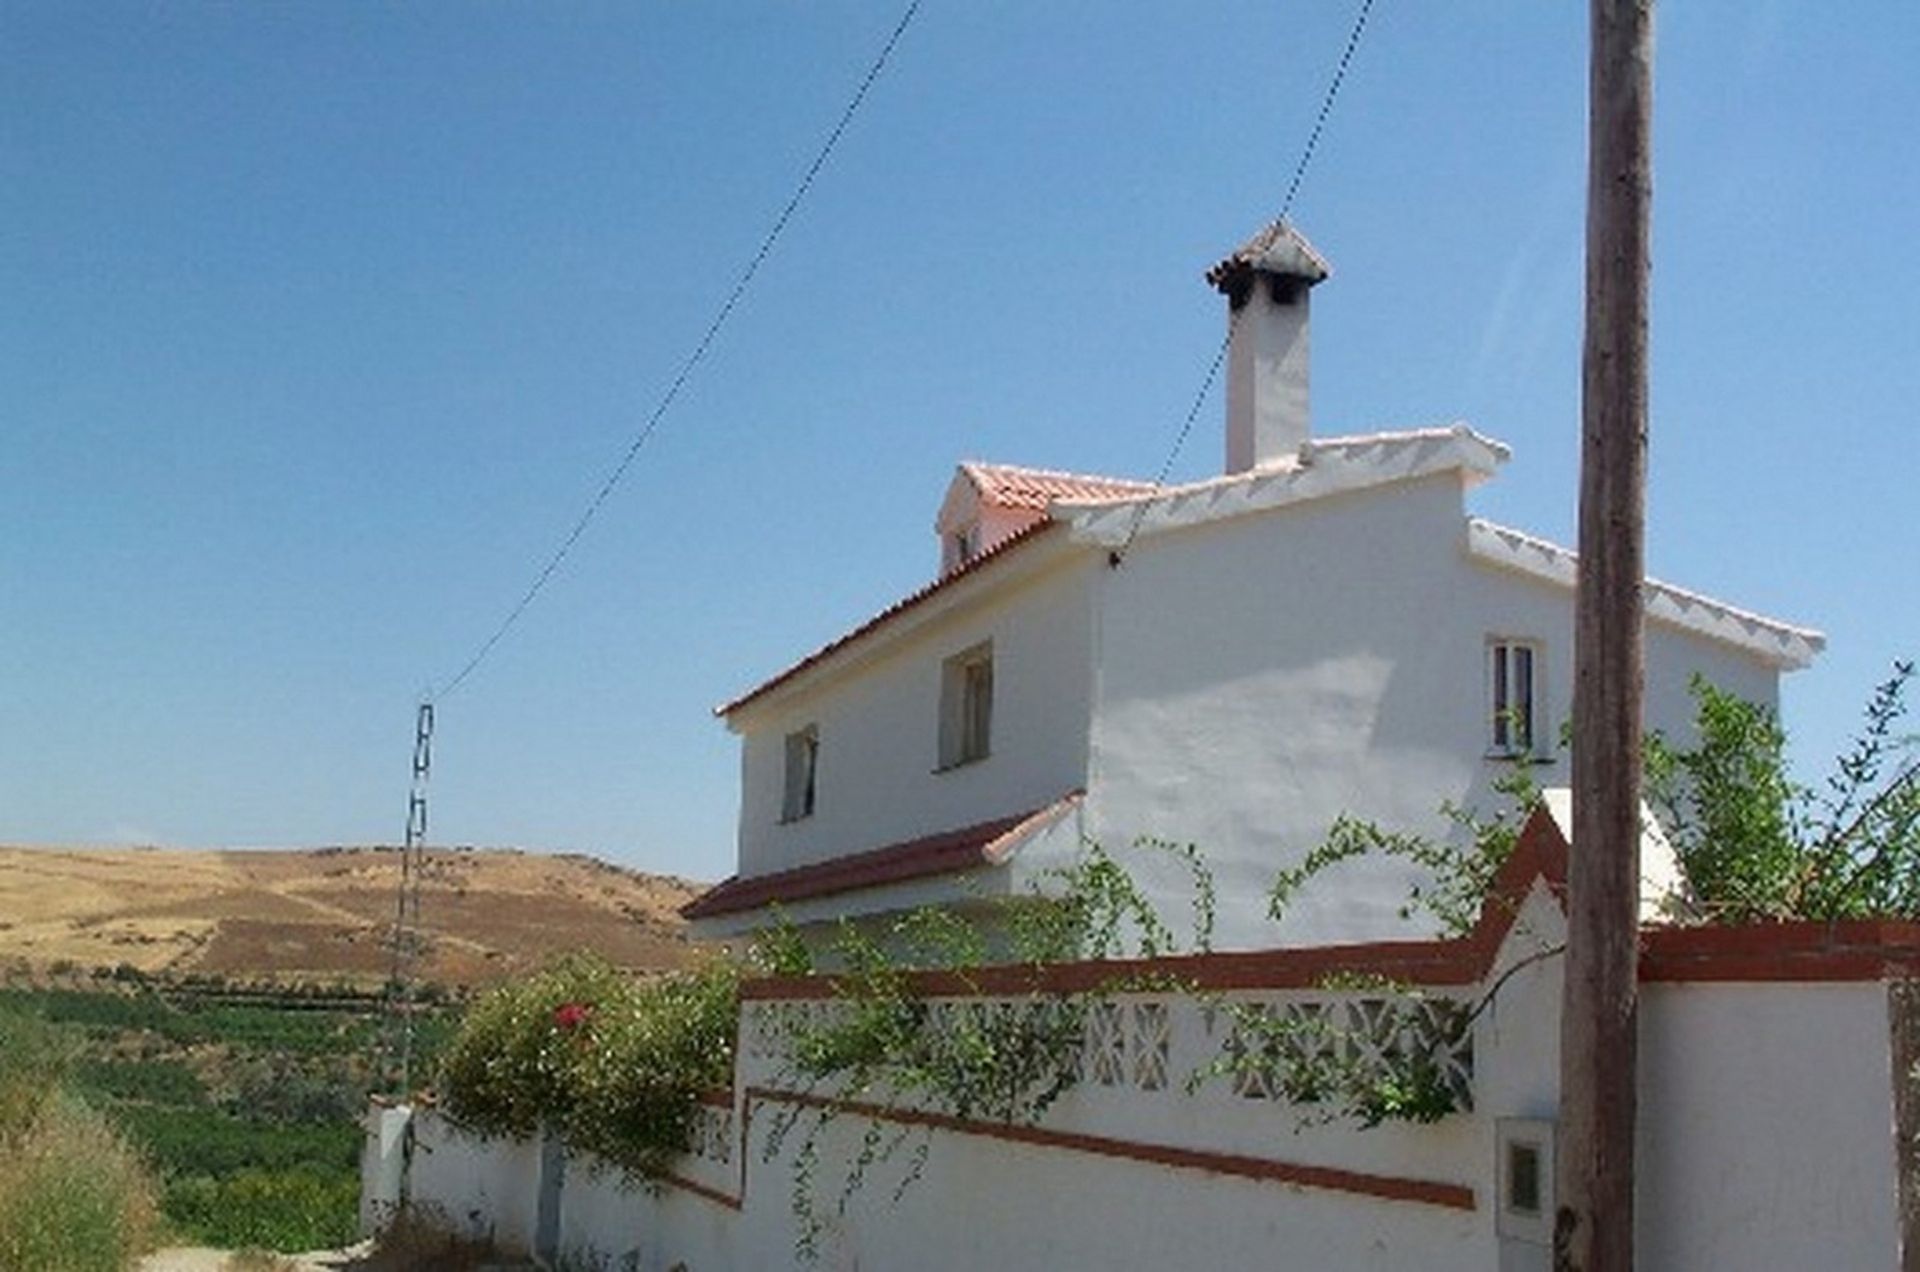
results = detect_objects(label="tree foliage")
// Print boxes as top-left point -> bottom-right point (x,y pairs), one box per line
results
1649,662 -> 1919,922
1276,662 -> 1919,930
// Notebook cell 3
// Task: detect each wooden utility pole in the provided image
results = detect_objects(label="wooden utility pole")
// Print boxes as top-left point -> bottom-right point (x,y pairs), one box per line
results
1557,1 -> 1653,1269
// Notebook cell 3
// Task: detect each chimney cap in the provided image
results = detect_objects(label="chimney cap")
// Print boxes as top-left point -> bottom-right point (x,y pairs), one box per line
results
1206,220 -> 1332,292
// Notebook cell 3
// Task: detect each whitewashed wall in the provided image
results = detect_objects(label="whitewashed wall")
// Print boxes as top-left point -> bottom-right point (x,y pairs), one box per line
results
1079,471 -> 1786,948
733,552 -> 1097,879
404,1112 -> 543,1256
1637,980 -> 1902,1269
382,952 -> 1906,1271
358,1103 -> 410,1237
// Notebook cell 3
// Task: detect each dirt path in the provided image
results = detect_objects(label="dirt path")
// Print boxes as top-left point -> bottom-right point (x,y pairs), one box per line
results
137,1242 -> 372,1271
137,1241 -> 538,1271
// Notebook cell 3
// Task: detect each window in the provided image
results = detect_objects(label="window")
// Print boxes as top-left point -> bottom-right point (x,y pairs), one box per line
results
949,526 -> 980,570
938,642 -> 993,769
1488,639 -> 1542,757
1507,1139 -> 1541,1215
781,725 -> 818,822
1496,1118 -> 1554,1245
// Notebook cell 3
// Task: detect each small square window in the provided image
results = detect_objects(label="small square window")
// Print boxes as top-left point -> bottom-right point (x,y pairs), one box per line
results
781,725 -> 818,822
1507,1141 -> 1541,1215
1496,1117 -> 1555,1246
938,642 -> 993,770
1489,639 -> 1543,757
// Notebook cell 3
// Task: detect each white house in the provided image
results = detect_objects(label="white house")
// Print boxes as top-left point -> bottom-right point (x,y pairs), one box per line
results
383,224 -> 1904,1272
684,221 -> 1823,950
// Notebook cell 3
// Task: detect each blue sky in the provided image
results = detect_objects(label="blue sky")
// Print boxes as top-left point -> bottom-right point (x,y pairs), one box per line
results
3,3 -> 1914,881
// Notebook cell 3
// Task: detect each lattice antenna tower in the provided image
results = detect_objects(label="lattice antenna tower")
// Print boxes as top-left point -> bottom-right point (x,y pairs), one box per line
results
383,699 -> 434,1096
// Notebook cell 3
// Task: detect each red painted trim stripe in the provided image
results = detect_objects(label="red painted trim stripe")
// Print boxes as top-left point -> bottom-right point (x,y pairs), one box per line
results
1639,950 -> 1920,983
657,1169 -> 742,1211
745,1086 -> 1475,1212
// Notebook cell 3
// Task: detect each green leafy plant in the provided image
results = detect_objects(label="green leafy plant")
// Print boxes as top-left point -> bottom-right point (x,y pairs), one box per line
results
437,954 -> 738,1180
1272,760 -> 1541,937
1648,662 -> 1919,921
757,840 -> 1213,1259
0,1005 -> 76,1142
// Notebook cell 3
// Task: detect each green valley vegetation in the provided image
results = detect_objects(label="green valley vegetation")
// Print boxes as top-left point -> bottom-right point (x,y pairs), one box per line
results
0,976 -> 459,1255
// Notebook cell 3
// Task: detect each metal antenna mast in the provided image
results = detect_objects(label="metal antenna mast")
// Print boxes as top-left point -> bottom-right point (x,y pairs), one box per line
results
385,699 -> 434,1096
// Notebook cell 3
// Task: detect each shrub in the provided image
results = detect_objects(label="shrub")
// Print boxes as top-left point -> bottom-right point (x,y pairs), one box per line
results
0,1007 -> 74,1142
564,961 -> 739,1178
0,1093 -> 160,1272
438,954 -> 737,1178
1648,664 -> 1920,922
72,1057 -> 207,1109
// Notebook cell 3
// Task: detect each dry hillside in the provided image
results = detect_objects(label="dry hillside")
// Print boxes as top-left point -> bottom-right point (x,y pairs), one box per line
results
0,844 -> 708,986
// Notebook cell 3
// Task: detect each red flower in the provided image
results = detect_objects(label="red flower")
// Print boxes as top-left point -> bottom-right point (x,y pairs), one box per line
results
553,1001 -> 593,1032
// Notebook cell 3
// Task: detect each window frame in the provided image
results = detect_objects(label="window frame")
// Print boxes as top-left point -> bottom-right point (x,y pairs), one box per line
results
1486,637 -> 1546,760
936,641 -> 994,771
1495,1117 -> 1555,1246
779,724 -> 819,823
948,525 -> 981,572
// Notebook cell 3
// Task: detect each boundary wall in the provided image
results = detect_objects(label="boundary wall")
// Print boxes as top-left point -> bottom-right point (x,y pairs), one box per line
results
371,814 -> 1920,1270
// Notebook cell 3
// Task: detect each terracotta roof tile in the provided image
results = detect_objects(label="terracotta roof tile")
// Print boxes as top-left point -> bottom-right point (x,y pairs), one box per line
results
960,461 -> 1155,512
681,795 -> 1079,920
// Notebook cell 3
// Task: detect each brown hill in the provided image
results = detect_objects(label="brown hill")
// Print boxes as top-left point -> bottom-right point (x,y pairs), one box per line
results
0,844 -> 708,987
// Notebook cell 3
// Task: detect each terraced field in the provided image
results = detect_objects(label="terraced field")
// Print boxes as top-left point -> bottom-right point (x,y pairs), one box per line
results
0,844 -> 705,986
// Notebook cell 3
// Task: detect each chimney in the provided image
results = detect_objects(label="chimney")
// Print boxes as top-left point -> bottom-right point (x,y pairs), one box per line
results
1206,221 -> 1331,473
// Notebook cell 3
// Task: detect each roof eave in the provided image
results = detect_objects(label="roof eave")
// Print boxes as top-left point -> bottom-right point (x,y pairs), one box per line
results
1056,423 -> 1508,548
716,521 -> 1081,727
680,794 -> 1082,926
1464,518 -> 1825,671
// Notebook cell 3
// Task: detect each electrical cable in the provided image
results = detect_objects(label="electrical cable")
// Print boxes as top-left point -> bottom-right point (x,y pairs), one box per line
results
379,0 -> 924,1095
1110,0 -> 1378,566
433,0 -> 925,701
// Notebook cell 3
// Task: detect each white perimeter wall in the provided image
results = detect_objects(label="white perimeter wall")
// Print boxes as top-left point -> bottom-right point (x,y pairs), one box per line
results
1081,471 -> 1783,948
405,1113 -> 543,1256
734,554 -> 1097,878
1638,980 -> 1901,1269
385,969 -> 1904,1270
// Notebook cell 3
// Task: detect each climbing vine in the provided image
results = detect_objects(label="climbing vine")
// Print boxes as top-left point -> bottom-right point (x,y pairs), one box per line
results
434,668 -> 1917,1260
1270,761 -> 1542,937
755,839 -> 1213,1260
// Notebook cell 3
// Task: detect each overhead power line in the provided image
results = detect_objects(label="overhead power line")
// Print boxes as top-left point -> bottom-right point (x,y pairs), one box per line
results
378,1 -> 924,1096
433,0 -> 925,701
1111,0 -> 1378,566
